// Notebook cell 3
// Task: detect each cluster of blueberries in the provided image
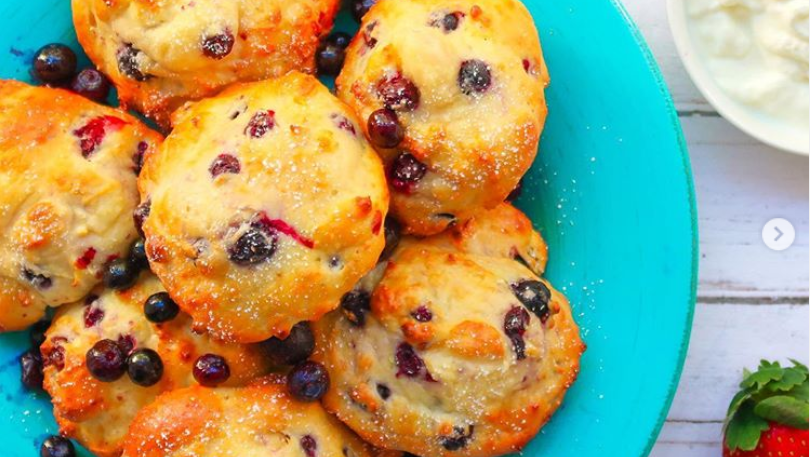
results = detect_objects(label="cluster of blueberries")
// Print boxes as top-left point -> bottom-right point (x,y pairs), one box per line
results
25,234 -> 332,457
31,44 -> 110,102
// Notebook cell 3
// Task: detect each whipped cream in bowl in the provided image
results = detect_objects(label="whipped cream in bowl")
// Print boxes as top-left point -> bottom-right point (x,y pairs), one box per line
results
669,0 -> 810,155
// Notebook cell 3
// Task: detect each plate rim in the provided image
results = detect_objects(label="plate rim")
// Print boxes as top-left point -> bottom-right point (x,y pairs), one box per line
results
607,0 -> 700,455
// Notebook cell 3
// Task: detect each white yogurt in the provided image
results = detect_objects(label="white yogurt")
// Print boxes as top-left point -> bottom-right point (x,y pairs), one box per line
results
685,0 -> 809,131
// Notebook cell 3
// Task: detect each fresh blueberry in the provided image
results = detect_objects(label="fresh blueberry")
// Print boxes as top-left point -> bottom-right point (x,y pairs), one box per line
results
380,218 -> 401,260
340,290 -> 371,326
316,33 -> 350,76
20,349 -> 44,390
367,109 -> 404,149
506,179 -> 523,202
133,200 -> 151,238
130,238 -> 149,271
69,69 -> 111,102
259,322 -> 315,366
458,59 -> 492,95
193,354 -> 230,386
202,30 -> 235,59
328,32 -> 352,49
86,339 -> 127,382
40,435 -> 76,457
127,348 -> 164,387
103,258 -> 139,290
30,319 -> 50,351
144,292 -> 180,323
510,280 -> 551,322
33,44 -> 77,84
287,360 -> 330,402
351,0 -> 378,22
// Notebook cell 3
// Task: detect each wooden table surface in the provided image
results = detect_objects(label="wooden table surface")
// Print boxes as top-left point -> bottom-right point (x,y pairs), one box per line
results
618,1 -> 810,455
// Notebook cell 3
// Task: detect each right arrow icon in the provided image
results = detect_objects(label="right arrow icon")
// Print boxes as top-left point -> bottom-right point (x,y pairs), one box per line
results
762,218 -> 795,251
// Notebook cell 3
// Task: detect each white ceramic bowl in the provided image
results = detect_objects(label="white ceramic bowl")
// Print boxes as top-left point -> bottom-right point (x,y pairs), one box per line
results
668,0 -> 810,155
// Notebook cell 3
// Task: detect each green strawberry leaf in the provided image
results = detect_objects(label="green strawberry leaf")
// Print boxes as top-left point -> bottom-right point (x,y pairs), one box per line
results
725,388 -> 755,430
754,395 -> 810,429
786,382 -> 809,403
766,367 -> 808,392
741,361 -> 784,390
791,360 -> 809,375
726,402 -> 770,451
726,360 -> 810,450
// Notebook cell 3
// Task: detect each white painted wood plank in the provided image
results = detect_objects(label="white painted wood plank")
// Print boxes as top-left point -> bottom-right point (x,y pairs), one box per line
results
667,303 -> 809,423
684,116 -> 810,297
650,421 -> 722,457
621,0 -> 713,112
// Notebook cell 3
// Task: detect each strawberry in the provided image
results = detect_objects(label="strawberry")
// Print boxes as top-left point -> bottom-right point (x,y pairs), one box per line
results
723,360 -> 809,457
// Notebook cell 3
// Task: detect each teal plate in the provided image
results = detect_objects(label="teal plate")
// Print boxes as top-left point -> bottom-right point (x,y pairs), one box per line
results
0,0 -> 697,456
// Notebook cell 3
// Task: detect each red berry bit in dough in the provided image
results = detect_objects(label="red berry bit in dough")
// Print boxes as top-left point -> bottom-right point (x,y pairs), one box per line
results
44,337 -> 67,371
83,304 -> 105,328
74,115 -> 128,158
331,114 -> 356,135
411,306 -> 433,322
300,435 -> 317,457
389,153 -> 427,193
371,211 -> 383,235
209,153 -> 241,177
201,30 -> 235,60
245,110 -> 276,138
377,73 -> 421,111
395,342 -> 436,382
361,21 -> 378,53
75,247 -> 97,270
133,141 -> 148,175
504,306 -> 530,360
255,213 -> 315,249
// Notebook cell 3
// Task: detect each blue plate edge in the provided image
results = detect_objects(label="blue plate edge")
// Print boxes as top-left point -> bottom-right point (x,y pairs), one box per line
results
607,1 -> 700,455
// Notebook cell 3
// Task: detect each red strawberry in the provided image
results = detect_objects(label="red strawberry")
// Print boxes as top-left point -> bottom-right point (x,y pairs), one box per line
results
723,360 -> 809,457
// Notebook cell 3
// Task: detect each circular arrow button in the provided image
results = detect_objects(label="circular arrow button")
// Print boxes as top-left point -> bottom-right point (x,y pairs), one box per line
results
762,218 -> 795,251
